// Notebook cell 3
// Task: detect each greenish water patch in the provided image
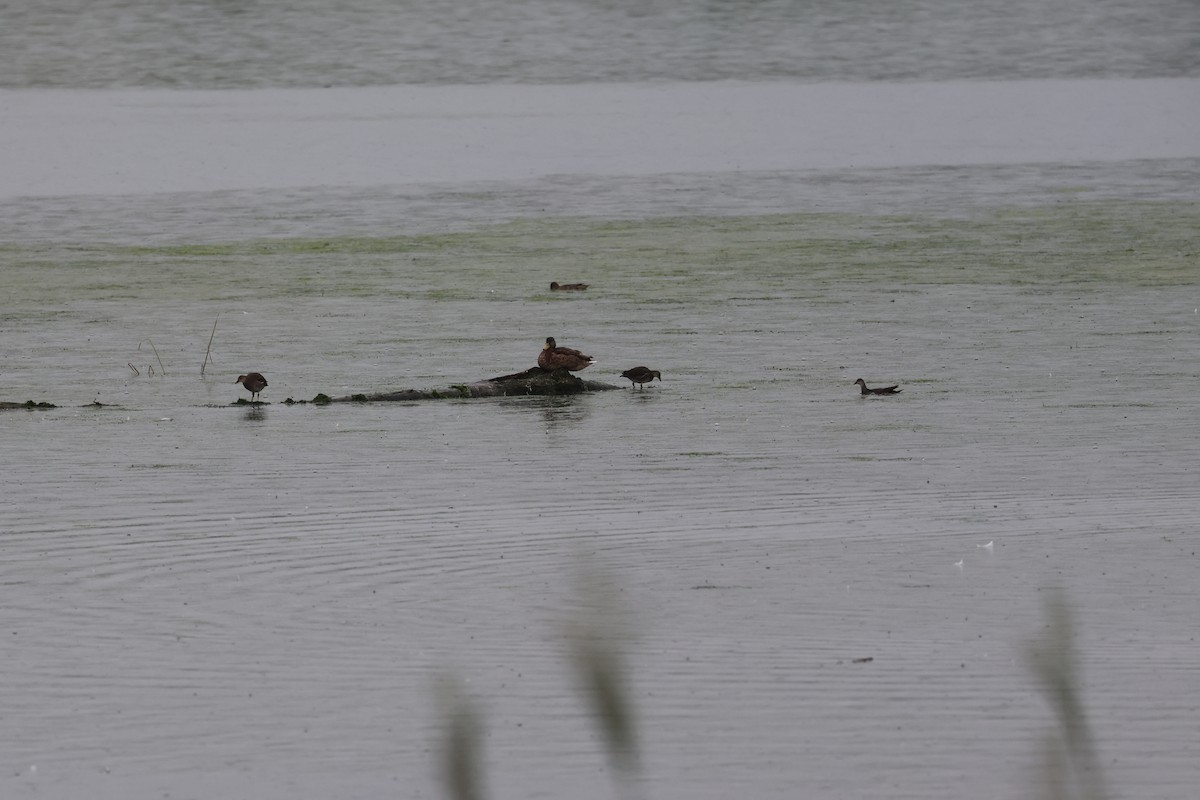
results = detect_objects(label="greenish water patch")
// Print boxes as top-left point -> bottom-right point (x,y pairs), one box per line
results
3,199 -> 1196,306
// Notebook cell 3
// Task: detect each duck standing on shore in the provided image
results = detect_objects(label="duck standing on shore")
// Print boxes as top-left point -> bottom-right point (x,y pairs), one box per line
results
621,366 -> 661,389
538,337 -> 595,371
235,372 -> 269,401
854,378 -> 901,395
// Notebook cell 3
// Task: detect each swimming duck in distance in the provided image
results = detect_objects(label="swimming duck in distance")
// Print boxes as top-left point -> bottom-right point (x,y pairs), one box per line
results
550,282 -> 589,291
621,366 -> 661,388
235,372 -> 269,401
538,337 -> 595,371
854,378 -> 901,395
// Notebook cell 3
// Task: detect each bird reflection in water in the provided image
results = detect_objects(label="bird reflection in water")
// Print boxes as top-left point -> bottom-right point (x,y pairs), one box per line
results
240,406 -> 268,422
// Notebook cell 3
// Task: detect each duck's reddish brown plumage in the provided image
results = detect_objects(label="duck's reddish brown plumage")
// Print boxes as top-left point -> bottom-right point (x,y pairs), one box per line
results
236,372 -> 269,401
538,337 -> 595,371
621,366 -> 661,388
854,378 -> 901,395
550,282 -> 589,291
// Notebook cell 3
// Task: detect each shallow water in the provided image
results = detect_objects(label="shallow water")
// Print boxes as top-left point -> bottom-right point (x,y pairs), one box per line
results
3,1 -> 1200,794
3,181 -> 1200,797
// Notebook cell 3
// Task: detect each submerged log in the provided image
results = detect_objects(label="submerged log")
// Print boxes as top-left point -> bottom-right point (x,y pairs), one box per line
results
324,367 -> 620,403
0,400 -> 57,411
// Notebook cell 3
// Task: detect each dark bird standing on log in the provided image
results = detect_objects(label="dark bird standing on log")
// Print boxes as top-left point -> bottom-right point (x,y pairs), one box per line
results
235,372 -> 269,401
550,282 -> 589,291
854,378 -> 901,395
621,366 -> 661,389
538,337 -> 595,371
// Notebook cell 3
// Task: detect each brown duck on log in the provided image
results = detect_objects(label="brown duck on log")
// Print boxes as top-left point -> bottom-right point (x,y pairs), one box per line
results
538,337 -> 595,371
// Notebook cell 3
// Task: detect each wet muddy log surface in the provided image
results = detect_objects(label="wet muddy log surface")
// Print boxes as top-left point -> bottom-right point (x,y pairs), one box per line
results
289,367 -> 620,404
5,369 -> 621,411
0,401 -> 57,411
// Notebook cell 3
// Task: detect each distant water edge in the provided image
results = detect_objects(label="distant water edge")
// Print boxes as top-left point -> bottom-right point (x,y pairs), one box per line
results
2,0 -> 1198,89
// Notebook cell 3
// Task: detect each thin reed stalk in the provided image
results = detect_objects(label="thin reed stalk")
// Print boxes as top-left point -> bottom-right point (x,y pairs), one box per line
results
201,314 -> 219,376
138,338 -> 167,376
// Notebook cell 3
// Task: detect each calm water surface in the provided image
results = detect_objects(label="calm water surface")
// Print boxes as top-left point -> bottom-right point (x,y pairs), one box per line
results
3,185 -> 1199,798
2,1 -> 1199,798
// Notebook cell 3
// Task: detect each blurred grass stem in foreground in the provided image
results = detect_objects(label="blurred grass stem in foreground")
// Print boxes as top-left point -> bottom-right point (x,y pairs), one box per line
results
436,674 -> 486,800
567,567 -> 644,800
1025,589 -> 1109,800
